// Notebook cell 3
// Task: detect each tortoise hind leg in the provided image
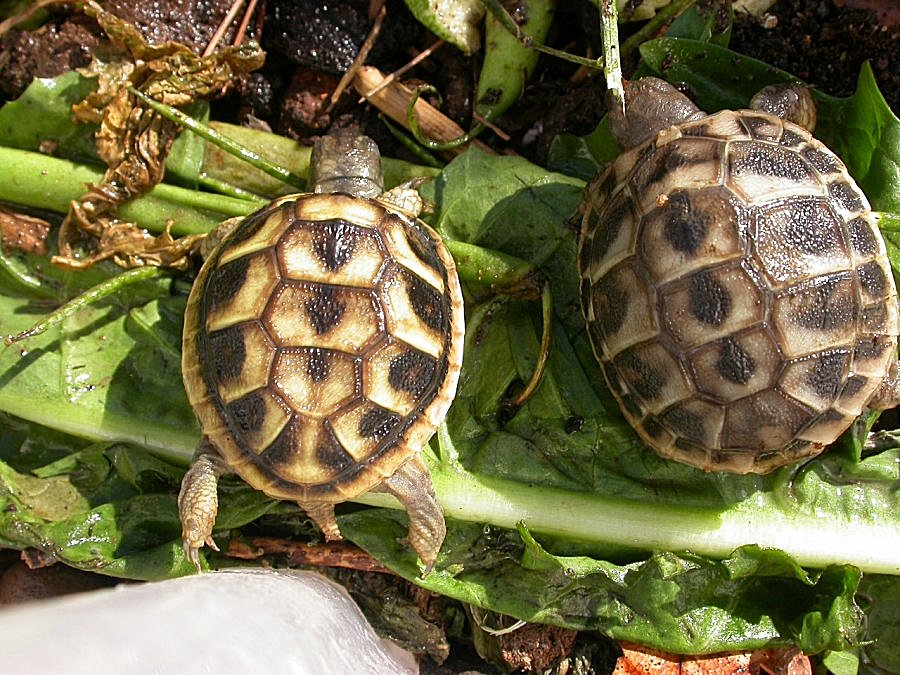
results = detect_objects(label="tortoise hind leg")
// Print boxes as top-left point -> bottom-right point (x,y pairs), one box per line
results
374,454 -> 446,574
178,439 -> 229,572
298,501 -> 343,542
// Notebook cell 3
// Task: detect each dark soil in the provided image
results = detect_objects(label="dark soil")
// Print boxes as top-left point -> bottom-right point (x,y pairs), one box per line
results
730,0 -> 900,111
1,0 -> 895,164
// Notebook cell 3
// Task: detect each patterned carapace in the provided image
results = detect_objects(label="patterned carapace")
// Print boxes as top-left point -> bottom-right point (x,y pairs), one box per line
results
579,98 -> 900,474
179,132 -> 464,571
187,193 -> 458,494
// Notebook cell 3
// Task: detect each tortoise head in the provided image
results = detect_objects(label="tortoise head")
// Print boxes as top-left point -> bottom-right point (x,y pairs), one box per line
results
608,77 -> 705,150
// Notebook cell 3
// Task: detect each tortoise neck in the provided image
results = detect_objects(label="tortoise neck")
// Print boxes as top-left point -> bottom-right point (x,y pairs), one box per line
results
310,131 -> 384,199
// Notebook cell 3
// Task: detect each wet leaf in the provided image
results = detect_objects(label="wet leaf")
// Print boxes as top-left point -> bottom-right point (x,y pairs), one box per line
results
403,0 -> 485,54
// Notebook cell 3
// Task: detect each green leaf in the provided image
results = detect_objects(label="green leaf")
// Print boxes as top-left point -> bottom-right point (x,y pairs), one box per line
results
0,437 -> 190,579
546,117 -> 619,180
403,0 -> 485,55
0,266 -> 199,458
638,37 -> 801,111
424,148 -> 586,333
815,63 -> 900,214
0,71 -> 100,163
665,0 -> 732,46
341,513 -> 864,654
162,101 -> 209,189
857,575 -> 900,672
0,419 -> 277,579
822,649 -> 860,675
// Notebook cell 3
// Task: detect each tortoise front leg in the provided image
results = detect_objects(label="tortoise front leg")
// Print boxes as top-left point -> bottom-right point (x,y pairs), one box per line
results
375,454 -> 446,574
869,360 -> 900,410
178,439 -> 229,572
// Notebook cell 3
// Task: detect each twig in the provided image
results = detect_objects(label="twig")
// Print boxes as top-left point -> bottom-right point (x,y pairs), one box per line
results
328,3 -> 388,110
233,0 -> 260,46
203,0 -> 246,57
361,40 -> 445,100
353,66 -> 495,156
227,537 -> 395,574
600,0 -> 624,116
472,112 -> 511,142
0,0 -> 64,37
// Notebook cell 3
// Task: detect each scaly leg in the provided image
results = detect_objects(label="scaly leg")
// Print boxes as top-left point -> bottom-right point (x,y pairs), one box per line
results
869,360 -> 900,410
298,501 -> 343,542
178,439 -> 229,572
375,454 -> 446,574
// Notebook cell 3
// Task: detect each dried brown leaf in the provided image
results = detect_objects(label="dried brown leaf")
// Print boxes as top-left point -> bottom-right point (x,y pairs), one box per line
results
614,643 -> 812,675
58,0 -> 264,270
496,622 -> 578,672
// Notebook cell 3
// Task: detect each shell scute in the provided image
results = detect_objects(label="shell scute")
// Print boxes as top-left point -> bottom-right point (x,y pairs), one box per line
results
660,399 -> 724,450
680,111 -> 748,141
629,136 -> 724,213
582,185 -> 639,280
639,187 -> 744,284
205,251 -> 280,331
779,350 -> 851,411
272,347 -> 359,417
277,219 -> 387,287
661,263 -> 765,348
592,262 -> 658,354
722,390 -> 813,451
727,140 -> 823,201
613,342 -> 692,413
380,265 -> 447,358
263,282 -> 382,352
739,113 -> 784,143
207,323 -> 276,402
754,198 -> 848,285
771,273 -> 859,357
226,389 -> 292,453
690,330 -> 780,402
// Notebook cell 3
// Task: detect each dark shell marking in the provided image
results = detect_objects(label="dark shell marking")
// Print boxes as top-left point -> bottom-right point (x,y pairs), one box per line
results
579,109 -> 898,473
183,193 -> 463,499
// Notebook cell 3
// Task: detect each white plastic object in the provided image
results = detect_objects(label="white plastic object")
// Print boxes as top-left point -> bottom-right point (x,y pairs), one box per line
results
0,568 -> 418,674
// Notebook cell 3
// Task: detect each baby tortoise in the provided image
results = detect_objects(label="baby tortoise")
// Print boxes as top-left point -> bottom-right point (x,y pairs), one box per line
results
179,132 -> 464,570
579,77 -> 900,473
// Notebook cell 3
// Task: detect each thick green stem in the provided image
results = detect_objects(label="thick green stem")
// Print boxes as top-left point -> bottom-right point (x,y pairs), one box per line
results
6,267 -> 166,344
601,0 -> 624,114
129,88 -> 307,191
0,147 -> 255,235
444,239 -> 539,291
356,466 -> 900,575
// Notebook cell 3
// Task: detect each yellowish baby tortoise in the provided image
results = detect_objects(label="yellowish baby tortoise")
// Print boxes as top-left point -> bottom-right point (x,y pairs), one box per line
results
179,132 -> 464,570
579,78 -> 900,473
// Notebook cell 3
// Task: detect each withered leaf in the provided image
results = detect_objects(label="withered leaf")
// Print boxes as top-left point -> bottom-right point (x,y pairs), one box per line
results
57,0 -> 265,270
613,642 -> 812,675
0,208 -> 51,256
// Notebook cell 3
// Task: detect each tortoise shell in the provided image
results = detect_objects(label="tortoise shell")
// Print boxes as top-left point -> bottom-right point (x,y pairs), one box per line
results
182,191 -> 464,501
578,108 -> 899,473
